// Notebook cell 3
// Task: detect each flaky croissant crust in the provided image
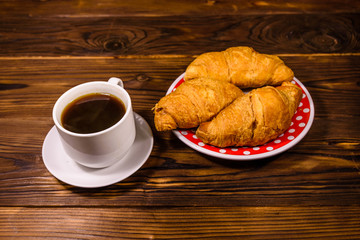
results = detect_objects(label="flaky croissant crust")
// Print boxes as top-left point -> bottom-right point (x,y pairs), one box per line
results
196,82 -> 302,147
153,78 -> 243,131
185,46 -> 294,88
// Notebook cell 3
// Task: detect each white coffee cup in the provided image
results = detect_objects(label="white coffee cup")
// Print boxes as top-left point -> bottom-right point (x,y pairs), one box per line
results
52,77 -> 136,168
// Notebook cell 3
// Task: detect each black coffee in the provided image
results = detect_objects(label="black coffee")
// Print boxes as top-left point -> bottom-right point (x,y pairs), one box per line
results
61,93 -> 126,134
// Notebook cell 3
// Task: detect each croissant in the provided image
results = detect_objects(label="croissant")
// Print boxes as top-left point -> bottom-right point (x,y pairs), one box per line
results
153,78 -> 244,131
196,81 -> 302,147
185,46 -> 294,88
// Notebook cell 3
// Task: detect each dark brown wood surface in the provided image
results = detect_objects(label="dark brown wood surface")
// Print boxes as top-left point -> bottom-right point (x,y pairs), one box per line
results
0,1 -> 359,239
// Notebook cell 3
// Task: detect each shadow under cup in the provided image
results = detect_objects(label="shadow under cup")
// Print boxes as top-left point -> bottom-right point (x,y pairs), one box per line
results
53,80 -> 136,168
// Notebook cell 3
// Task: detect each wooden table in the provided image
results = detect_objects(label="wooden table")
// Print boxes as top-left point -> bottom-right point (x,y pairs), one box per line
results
1,1 -> 359,239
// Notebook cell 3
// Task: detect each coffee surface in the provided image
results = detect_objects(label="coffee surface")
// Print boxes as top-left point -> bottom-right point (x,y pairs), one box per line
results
61,93 -> 126,134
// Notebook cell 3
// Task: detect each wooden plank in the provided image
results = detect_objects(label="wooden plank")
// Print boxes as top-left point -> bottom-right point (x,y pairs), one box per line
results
0,55 -> 359,152
0,56 -> 359,206
0,150 -> 359,206
1,0 -> 360,17
0,207 -> 359,239
0,13 -> 359,56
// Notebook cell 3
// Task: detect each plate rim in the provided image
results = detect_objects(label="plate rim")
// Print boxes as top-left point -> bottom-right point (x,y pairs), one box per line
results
170,73 -> 314,160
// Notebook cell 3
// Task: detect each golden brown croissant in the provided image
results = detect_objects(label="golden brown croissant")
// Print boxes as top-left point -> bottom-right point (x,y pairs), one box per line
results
185,46 -> 294,88
196,81 -> 302,147
153,78 -> 244,131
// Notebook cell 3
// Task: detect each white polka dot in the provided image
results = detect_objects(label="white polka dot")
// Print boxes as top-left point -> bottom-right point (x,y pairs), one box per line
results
253,147 -> 260,151
302,93 -> 306,99
303,108 -> 310,113
192,135 -> 198,139
219,149 -> 226,153
181,131 -> 188,135
299,122 -> 306,127
279,134 -> 284,137
274,139 -> 281,144
288,128 -> 295,133
295,110 -> 297,114
291,80 -> 296,84
198,142 -> 205,147
299,102 -> 303,107
231,148 -> 238,152
290,122 -> 294,126
243,151 -> 251,155
266,147 -> 273,151
172,88 -> 177,92
288,136 -> 295,140
296,116 -> 303,121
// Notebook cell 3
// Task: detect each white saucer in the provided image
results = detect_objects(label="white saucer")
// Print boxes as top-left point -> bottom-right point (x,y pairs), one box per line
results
42,112 -> 153,188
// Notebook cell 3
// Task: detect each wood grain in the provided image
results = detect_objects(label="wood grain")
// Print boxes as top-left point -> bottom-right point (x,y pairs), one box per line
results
0,151 -> 359,207
0,13 -> 359,57
0,56 -> 359,207
1,0 -> 359,238
2,0 -> 360,18
1,207 -> 359,239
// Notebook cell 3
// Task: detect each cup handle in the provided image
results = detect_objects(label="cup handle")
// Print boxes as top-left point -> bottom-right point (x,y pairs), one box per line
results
108,77 -> 124,88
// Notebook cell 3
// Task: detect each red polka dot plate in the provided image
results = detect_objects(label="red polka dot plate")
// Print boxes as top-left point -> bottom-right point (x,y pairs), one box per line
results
167,73 -> 314,160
